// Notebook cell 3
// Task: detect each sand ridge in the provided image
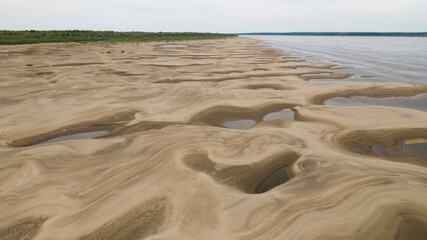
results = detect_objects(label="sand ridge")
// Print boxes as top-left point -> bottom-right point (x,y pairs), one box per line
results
0,37 -> 426,239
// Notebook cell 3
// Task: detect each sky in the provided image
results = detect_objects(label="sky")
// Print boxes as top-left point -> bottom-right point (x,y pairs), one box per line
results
1,0 -> 426,32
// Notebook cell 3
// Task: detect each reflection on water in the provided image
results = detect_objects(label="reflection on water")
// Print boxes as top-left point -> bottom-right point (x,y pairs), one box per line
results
324,93 -> 427,111
247,36 -> 427,85
256,167 -> 290,193
263,108 -> 294,121
37,131 -> 108,145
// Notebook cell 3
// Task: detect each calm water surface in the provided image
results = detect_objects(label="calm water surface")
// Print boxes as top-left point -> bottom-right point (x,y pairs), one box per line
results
246,36 -> 427,85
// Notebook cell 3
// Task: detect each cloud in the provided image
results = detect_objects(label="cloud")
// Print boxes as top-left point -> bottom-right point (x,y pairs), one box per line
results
0,0 -> 426,32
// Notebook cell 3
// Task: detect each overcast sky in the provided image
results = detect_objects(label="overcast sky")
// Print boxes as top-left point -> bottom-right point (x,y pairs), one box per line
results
1,0 -> 426,32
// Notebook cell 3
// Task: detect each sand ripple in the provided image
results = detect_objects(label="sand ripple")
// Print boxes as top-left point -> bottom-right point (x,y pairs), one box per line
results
0,37 -> 426,239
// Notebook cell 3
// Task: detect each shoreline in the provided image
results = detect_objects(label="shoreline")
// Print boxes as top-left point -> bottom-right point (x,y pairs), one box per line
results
1,37 -> 426,239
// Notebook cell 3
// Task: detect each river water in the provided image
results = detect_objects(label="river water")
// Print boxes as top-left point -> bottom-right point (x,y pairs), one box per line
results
245,35 -> 427,85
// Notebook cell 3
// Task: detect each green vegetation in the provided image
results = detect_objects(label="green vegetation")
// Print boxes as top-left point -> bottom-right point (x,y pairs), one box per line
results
26,64 -> 33,66
240,32 -> 427,37
0,30 -> 236,45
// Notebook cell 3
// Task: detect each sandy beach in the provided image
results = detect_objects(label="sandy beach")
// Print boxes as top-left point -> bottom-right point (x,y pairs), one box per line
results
1,37 -> 426,239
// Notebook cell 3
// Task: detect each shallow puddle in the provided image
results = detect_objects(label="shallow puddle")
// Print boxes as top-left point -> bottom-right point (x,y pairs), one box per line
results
324,93 -> 427,111
263,108 -> 294,121
229,72 -> 241,75
222,120 -> 256,129
37,131 -> 108,145
400,138 -> 427,158
221,108 -> 294,129
354,138 -> 427,159
256,167 -> 290,193
159,44 -> 188,49
52,63 -> 103,67
256,88 -> 275,90
354,147 -> 367,155
372,145 -> 391,158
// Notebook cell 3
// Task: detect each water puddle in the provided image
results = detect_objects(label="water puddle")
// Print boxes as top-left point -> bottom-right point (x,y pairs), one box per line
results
324,93 -> 427,111
159,44 -> 188,49
36,131 -> 108,145
229,72 -> 241,75
221,108 -> 294,129
52,63 -> 103,67
256,167 -> 290,193
256,88 -> 275,90
401,140 -> 427,158
221,80 -> 231,82
372,145 -> 392,158
263,108 -> 294,121
354,138 -> 427,159
222,120 -> 256,129
354,147 -> 367,155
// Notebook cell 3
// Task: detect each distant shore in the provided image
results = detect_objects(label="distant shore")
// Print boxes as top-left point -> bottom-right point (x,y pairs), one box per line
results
239,32 -> 427,37
0,30 -> 236,45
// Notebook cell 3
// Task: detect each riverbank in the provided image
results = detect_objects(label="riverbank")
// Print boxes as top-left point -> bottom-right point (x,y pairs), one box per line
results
0,37 -> 426,239
0,30 -> 235,45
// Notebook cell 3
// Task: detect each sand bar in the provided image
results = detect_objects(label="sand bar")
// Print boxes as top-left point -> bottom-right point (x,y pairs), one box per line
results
1,37 -> 427,239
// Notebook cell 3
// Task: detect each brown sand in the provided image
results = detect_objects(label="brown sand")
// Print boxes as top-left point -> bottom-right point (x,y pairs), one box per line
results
0,37 -> 426,239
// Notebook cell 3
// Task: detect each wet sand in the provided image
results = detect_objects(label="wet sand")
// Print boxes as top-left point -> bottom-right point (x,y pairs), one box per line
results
0,37 -> 427,239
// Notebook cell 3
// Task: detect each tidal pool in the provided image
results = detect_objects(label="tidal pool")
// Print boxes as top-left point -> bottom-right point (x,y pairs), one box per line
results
37,131 -> 108,145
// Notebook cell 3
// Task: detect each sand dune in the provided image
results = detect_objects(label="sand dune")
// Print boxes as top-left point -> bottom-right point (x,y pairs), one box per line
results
0,37 -> 426,239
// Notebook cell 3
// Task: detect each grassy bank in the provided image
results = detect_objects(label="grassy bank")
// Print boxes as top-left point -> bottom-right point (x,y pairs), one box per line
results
0,30 -> 236,45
